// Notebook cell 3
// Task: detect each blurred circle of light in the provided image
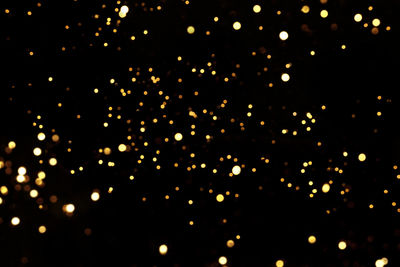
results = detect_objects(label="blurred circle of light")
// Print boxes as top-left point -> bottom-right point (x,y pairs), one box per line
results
187,26 -> 195,34
174,133 -> 183,141
233,21 -> 241,30
232,165 -> 241,175
18,167 -> 27,175
253,5 -> 261,13
159,244 -> 168,255
279,31 -> 288,40
338,241 -> 347,250
33,147 -> 42,156
11,217 -> 20,226
218,256 -> 227,265
281,73 -> 290,82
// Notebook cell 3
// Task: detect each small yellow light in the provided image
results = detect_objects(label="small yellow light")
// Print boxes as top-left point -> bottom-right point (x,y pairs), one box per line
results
322,183 -> 330,193
174,133 -> 183,141
38,225 -> 47,234
358,153 -> 366,162
308,235 -> 316,244
8,141 -> 16,149
187,26 -> 195,34
33,147 -> 42,156
354,13 -> 362,22
253,5 -> 261,13
30,189 -> 39,198
49,158 -> 57,166
216,194 -> 224,202
320,10 -> 328,18
233,21 -> 241,30
118,144 -> 127,152
159,244 -> 168,255
276,260 -> 284,267
218,256 -> 227,265
301,5 -> 310,13
372,18 -> 381,27
338,241 -> 347,250
226,240 -> 235,248
279,31 -> 288,41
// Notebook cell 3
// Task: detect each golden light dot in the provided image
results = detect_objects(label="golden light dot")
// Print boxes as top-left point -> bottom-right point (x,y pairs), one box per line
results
174,133 -> 183,141
279,31 -> 289,41
33,147 -> 42,156
322,183 -> 330,193
218,256 -> 227,265
216,194 -> 225,202
49,158 -> 57,166
281,73 -> 290,82
38,225 -> 47,234
8,141 -> 16,149
227,240 -> 235,248
320,10 -> 328,18
233,21 -> 241,30
354,13 -> 362,22
372,18 -> 381,27
30,189 -> 39,198
11,217 -> 20,226
37,132 -> 46,141
308,235 -> 317,244
301,5 -> 310,13
276,260 -> 285,267
187,26 -> 195,34
18,166 -> 27,175
253,5 -> 261,13
64,204 -> 75,213
52,134 -> 60,142
159,244 -> 168,255
232,165 -> 241,175
358,153 -> 366,162
91,191 -> 100,201
338,241 -> 347,250
118,144 -> 127,152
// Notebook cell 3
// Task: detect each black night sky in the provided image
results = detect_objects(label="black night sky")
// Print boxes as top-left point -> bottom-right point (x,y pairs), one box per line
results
1,0 -> 400,266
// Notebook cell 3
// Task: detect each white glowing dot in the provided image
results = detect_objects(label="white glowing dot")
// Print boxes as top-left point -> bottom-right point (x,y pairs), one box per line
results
320,10 -> 328,18
354,14 -> 362,22
372,18 -> 381,27
30,189 -> 39,198
276,260 -> 284,267
187,26 -> 195,34
253,5 -> 261,13
49,158 -> 57,166
232,165 -> 241,175
120,5 -> 129,14
18,167 -> 27,175
11,217 -> 20,226
118,144 -> 127,152
338,241 -> 347,250
91,191 -> 100,201
281,73 -> 290,82
216,194 -> 224,202
233,21 -> 241,30
33,147 -> 42,156
174,133 -> 183,141
65,204 -> 75,213
8,141 -> 16,149
159,244 -> 168,255
279,31 -> 288,41
37,132 -> 46,141
218,256 -> 227,265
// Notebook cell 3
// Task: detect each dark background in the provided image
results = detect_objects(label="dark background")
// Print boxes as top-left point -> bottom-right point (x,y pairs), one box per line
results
1,0 -> 400,266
